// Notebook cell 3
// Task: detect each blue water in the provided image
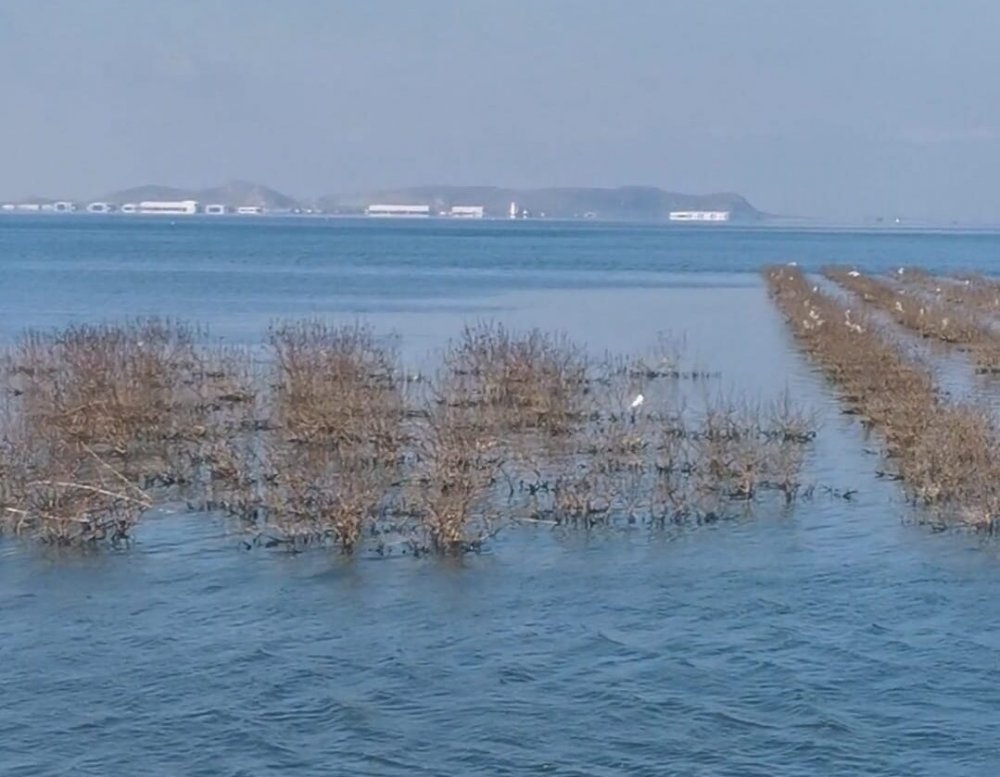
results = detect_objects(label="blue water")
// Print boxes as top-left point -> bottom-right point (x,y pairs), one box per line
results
4,216 -> 1000,340
3,216 -> 1000,775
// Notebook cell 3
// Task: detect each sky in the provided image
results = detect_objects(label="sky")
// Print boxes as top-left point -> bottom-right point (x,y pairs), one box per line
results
2,0 -> 1000,221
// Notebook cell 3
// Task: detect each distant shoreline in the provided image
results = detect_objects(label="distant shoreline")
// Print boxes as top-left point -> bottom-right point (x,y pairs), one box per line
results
5,210 -> 1000,234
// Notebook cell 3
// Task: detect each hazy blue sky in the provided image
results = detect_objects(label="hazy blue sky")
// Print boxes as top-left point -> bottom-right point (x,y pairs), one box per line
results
3,1 -> 1000,220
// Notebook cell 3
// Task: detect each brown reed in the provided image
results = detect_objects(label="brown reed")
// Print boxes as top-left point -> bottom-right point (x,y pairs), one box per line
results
0,316 -> 819,552
824,266 -> 1000,372
765,264 -> 1000,530
442,322 -> 589,436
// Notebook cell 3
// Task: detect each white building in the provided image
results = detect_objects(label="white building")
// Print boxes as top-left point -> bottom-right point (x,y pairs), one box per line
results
509,201 -> 518,219
668,210 -> 731,222
138,200 -> 199,215
365,204 -> 431,218
87,202 -> 113,214
120,203 -> 138,214
204,204 -> 227,215
0,204 -> 13,212
53,201 -> 75,213
450,205 -> 484,219
235,205 -> 264,215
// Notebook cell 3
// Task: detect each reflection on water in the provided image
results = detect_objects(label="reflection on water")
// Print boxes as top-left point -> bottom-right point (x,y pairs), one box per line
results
2,220 -> 1000,775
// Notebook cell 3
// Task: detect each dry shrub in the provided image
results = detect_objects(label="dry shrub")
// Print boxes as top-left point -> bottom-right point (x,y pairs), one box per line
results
205,321 -> 405,553
766,264 -> 1000,529
0,319 -> 230,544
516,380 -> 815,529
3,443 -> 150,545
409,401 -> 502,553
269,321 -> 404,455
824,266 -> 1000,371
9,320 -> 210,448
899,270 -> 1000,318
1,313 -> 819,553
442,322 -> 589,435
687,392 -> 811,506
248,443 -> 391,552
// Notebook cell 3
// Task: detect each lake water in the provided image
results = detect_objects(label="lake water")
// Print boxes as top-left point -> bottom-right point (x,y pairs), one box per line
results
3,217 -> 1000,775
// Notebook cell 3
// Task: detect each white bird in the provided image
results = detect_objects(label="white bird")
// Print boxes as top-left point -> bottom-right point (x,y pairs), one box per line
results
898,267 -> 905,275
787,261 -> 798,266
848,270 -> 860,277
630,394 -> 645,409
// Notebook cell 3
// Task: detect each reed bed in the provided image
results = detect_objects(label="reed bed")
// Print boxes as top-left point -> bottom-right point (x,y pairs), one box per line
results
765,265 -> 1000,530
823,266 -> 1000,372
0,318 -> 818,553
897,269 -> 1000,320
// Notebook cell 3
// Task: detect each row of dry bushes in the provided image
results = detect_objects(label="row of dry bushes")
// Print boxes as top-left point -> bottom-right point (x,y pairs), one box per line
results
0,319 -> 817,553
823,266 -> 1000,372
765,265 -> 1000,530
896,268 -> 1000,320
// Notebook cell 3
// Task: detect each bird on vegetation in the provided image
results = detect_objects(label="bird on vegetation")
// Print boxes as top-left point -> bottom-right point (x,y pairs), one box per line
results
630,394 -> 645,409
843,310 -> 863,333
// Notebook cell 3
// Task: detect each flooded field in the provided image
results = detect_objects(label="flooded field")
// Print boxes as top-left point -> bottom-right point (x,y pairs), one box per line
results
3,218 -> 1000,774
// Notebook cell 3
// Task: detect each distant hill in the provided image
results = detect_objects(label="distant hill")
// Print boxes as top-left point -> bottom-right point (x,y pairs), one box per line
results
101,180 -> 301,210
66,181 -> 764,221
318,186 -> 763,221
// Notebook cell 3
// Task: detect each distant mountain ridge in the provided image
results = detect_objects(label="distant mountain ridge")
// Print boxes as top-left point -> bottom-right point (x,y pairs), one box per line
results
319,186 -> 762,221
101,180 -> 301,210
70,181 -> 763,220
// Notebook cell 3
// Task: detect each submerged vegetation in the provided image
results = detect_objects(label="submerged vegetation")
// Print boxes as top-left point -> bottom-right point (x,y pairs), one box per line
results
822,266 -> 1000,372
766,265 -> 1000,531
0,319 -> 816,553
10,262 -> 1000,555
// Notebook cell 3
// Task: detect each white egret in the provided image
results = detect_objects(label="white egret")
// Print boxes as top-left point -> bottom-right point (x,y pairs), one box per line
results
630,394 -> 645,409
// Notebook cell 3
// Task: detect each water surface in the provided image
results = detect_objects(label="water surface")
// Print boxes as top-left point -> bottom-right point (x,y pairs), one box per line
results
2,218 -> 1000,775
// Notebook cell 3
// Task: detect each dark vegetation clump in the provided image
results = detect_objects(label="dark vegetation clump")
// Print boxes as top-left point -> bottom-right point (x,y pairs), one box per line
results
0,320 -> 250,544
0,317 -> 818,553
765,265 -> 1000,531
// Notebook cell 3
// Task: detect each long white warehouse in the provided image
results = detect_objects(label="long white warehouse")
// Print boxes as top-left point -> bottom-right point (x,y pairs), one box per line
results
138,200 -> 199,215
365,204 -> 431,218
450,205 -> 485,219
668,210 -> 731,222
